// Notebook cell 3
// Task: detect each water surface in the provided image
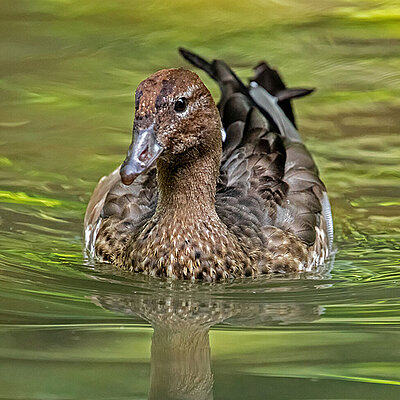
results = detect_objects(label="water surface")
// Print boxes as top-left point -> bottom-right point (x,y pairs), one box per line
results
1,1 -> 400,399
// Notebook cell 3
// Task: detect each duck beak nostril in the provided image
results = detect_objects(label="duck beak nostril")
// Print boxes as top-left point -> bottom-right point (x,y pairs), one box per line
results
120,126 -> 163,186
138,147 -> 149,162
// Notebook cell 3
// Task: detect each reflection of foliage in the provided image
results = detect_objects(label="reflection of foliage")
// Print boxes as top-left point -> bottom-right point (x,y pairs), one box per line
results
0,0 -> 399,315
0,1 -> 400,397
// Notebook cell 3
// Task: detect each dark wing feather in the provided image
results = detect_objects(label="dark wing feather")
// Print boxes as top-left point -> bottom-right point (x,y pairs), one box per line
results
179,48 -> 333,250
84,166 -> 158,255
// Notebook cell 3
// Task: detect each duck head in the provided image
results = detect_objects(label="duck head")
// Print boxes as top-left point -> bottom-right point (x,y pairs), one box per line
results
120,68 -> 221,185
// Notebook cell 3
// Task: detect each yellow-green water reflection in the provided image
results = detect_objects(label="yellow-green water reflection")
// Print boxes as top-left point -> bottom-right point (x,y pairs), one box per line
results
1,0 -> 400,398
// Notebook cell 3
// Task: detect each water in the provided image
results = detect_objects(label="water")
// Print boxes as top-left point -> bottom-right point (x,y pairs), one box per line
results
1,0 -> 400,398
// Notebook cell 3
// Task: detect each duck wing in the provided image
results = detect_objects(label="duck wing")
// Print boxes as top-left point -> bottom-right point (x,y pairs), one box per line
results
84,166 -> 157,256
179,48 -> 333,251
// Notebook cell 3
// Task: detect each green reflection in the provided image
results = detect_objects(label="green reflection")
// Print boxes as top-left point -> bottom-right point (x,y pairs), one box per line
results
1,0 -> 400,398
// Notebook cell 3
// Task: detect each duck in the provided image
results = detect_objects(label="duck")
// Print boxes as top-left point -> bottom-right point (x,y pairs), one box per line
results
84,48 -> 334,281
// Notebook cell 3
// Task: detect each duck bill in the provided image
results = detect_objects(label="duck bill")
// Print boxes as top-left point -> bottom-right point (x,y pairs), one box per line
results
120,127 -> 163,185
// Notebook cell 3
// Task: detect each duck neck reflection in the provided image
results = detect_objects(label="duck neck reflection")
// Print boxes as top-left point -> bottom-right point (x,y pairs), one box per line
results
149,324 -> 213,400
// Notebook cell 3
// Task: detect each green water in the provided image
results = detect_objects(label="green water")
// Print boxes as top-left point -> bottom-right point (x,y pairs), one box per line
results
1,0 -> 400,398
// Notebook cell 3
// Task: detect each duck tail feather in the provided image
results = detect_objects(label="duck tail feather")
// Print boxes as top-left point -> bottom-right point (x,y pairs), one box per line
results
251,61 -> 315,127
252,61 -> 285,95
178,47 -> 216,80
179,48 -> 250,95
276,88 -> 315,102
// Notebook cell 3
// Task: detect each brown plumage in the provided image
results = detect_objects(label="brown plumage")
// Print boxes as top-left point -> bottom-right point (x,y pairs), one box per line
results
84,48 -> 333,281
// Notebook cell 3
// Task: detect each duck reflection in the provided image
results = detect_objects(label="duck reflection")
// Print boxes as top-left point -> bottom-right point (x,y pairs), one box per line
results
91,270 -> 322,400
149,323 -> 213,400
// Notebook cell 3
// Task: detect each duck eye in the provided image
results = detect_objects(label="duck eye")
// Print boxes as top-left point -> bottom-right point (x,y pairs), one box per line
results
174,97 -> 187,112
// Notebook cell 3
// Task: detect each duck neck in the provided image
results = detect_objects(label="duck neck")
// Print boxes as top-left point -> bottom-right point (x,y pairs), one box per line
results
155,147 -> 220,220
